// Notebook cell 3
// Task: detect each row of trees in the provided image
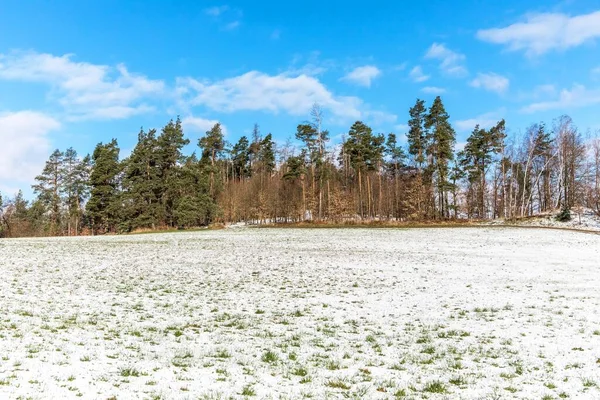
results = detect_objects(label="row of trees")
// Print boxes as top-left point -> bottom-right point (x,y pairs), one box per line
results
1,97 -> 599,237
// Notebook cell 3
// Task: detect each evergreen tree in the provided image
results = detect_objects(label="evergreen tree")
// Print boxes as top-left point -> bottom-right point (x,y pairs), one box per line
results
158,117 -> 189,226
407,99 -> 428,168
87,139 -> 122,234
60,148 -> 91,235
461,120 -> 506,217
122,128 -> 162,230
258,133 -> 276,175
425,96 -> 456,218
385,133 -> 406,174
32,149 -> 64,233
231,136 -> 250,180
343,121 -> 385,218
173,154 -> 216,227
248,123 -> 262,174
199,122 -> 225,197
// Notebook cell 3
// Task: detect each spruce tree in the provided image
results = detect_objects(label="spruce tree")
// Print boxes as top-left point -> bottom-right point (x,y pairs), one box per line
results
87,139 -> 122,234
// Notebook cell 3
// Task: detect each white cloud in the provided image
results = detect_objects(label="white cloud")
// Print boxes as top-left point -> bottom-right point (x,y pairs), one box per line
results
223,21 -> 240,31
470,72 -> 509,94
477,11 -> 600,56
271,29 -> 281,40
365,110 -> 397,126
409,66 -> 430,83
182,116 -> 228,135
421,86 -> 446,94
425,43 -> 467,77
593,66 -> 600,77
454,109 -> 506,132
516,84 -> 556,101
0,111 -> 60,186
394,123 -> 409,132
177,71 -> 363,122
521,84 -> 600,113
204,5 -> 229,16
341,65 -> 381,87
0,51 -> 164,120
286,51 -> 333,77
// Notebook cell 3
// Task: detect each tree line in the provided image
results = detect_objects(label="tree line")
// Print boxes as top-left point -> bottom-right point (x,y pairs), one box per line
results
1,97 -> 599,237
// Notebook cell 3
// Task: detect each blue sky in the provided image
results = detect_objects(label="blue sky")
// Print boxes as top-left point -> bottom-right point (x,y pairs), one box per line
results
1,0 -> 600,197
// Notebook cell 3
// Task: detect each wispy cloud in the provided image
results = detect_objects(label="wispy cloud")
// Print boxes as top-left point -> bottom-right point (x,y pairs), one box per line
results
204,5 -> 229,17
177,69 -> 395,126
182,116 -> 228,135
455,109 -> 506,131
421,86 -> 446,94
223,20 -> 240,31
425,43 -> 468,77
409,66 -> 430,83
477,11 -> 600,56
204,4 -> 242,31
177,71 -> 363,121
0,51 -> 164,120
470,72 -> 509,94
341,65 -> 381,87
521,84 -> 600,113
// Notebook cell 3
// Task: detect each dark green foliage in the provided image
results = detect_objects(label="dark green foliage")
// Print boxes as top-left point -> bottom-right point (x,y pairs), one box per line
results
283,155 -> 305,181
32,149 -> 64,232
385,133 -> 406,174
86,139 -> 122,234
343,121 -> 385,172
407,99 -> 427,167
231,136 -> 251,179
459,120 -> 506,218
258,133 -> 276,174
122,128 -> 162,230
425,96 -> 456,218
555,207 -> 571,222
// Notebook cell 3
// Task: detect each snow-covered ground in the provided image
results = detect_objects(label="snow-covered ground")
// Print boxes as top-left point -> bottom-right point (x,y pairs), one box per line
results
487,209 -> 600,232
0,228 -> 599,399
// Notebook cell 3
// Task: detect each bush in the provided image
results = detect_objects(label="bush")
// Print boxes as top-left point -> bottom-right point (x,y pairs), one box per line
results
555,208 -> 571,222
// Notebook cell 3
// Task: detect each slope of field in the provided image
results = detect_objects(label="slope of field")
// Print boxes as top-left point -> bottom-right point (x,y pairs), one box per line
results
0,228 -> 599,399
486,208 -> 600,232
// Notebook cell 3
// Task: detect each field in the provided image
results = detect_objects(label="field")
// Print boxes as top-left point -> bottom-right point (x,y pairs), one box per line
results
0,227 -> 599,400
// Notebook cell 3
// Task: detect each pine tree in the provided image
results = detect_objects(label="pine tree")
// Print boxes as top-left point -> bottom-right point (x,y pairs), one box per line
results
158,117 -> 189,226
343,121 -> 385,218
32,149 -> 64,233
122,128 -> 162,230
231,136 -> 251,180
173,154 -> 216,227
199,123 -> 225,197
60,148 -> 91,235
258,134 -> 276,175
407,99 -> 427,168
87,139 -> 122,234
425,96 -> 456,218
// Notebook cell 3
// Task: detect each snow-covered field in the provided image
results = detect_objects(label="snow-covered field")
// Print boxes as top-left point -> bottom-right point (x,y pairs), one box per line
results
487,209 -> 600,232
1,228 -> 599,400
